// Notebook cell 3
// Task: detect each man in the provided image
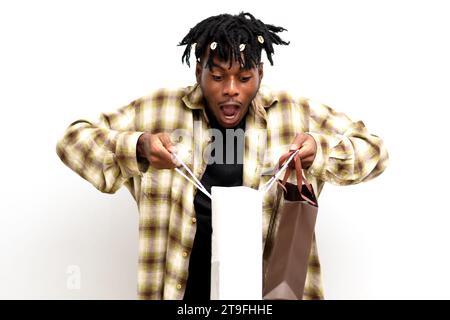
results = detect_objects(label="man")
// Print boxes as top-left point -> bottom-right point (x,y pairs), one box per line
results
56,12 -> 389,300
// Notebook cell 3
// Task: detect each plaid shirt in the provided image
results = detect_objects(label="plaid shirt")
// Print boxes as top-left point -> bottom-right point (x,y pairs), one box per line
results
56,84 -> 389,300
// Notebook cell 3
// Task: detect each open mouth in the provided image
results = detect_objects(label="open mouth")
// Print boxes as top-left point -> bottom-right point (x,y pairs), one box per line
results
219,104 -> 240,122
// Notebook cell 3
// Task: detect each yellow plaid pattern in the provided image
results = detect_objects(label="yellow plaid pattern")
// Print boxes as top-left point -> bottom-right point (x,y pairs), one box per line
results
56,84 -> 389,299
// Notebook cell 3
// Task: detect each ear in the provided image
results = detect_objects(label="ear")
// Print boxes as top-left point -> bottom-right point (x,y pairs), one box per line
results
257,62 -> 264,81
195,61 -> 203,84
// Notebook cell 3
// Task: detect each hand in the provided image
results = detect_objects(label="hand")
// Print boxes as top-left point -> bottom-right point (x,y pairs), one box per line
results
137,132 -> 177,169
280,133 -> 317,170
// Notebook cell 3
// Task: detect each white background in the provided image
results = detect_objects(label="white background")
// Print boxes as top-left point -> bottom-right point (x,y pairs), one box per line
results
1,0 -> 449,299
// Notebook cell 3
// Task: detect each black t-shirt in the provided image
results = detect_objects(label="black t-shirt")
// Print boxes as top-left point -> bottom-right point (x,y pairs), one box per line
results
183,109 -> 245,301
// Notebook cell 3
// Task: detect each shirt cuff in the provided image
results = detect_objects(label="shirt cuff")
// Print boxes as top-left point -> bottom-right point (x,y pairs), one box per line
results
305,132 -> 329,179
115,131 -> 148,178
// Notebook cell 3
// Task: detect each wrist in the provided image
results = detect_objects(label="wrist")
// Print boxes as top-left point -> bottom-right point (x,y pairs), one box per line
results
137,132 -> 149,160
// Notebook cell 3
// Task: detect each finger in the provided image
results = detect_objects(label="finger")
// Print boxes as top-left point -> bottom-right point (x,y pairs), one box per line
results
278,150 -> 295,168
159,134 -> 181,167
152,137 -> 176,168
296,144 -> 310,160
159,133 -> 177,154
278,152 -> 289,168
289,133 -> 308,151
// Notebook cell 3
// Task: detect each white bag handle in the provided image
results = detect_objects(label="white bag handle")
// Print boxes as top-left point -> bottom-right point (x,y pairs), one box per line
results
260,150 -> 299,194
172,149 -> 299,198
172,152 -> 212,199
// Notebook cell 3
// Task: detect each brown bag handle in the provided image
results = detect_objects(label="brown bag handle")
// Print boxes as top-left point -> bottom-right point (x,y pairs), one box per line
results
278,150 -> 317,206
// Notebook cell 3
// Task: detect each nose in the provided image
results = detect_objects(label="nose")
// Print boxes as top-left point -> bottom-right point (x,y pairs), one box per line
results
223,77 -> 239,97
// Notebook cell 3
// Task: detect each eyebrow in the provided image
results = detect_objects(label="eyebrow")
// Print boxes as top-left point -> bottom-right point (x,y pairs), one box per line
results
210,62 -> 249,72
210,62 -> 225,70
210,62 -> 231,71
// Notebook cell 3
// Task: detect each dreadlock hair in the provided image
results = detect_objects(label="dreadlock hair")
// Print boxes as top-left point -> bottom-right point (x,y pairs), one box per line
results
178,12 -> 289,70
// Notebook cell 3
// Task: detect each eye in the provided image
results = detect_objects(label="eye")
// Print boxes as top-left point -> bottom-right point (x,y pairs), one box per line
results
211,74 -> 223,81
240,76 -> 252,82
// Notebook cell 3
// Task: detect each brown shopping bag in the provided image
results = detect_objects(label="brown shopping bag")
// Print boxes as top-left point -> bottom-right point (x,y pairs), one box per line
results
263,150 -> 318,300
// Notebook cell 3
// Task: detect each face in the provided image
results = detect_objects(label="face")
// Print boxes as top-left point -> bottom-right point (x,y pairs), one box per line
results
196,53 -> 264,128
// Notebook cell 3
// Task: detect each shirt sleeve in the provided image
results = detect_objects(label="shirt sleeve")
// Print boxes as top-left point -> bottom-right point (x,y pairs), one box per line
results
56,99 -> 148,194
304,99 -> 389,186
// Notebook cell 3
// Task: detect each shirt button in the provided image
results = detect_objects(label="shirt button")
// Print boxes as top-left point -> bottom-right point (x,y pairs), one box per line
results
191,217 -> 197,223
182,251 -> 188,257
176,284 -> 182,290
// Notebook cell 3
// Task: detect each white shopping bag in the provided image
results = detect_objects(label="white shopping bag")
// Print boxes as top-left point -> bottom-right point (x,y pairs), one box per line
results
173,151 -> 298,300
210,186 -> 262,300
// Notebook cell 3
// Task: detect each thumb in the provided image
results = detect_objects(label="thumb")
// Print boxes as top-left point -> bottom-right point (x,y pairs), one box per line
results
159,133 -> 177,154
289,133 -> 308,151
